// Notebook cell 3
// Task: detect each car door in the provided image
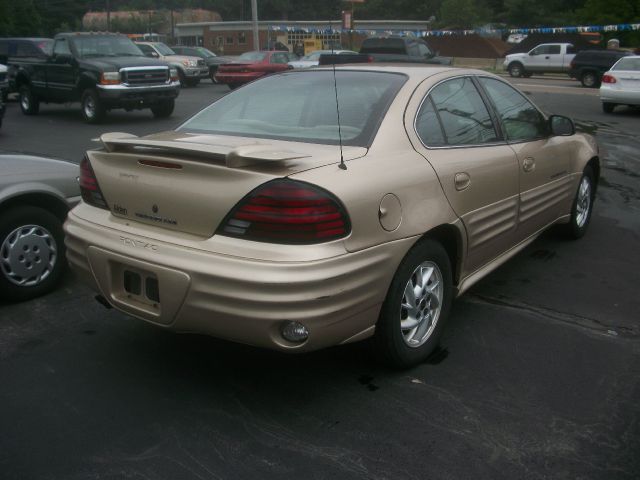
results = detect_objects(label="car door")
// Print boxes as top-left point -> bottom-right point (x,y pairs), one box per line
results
477,77 -> 573,239
408,75 -> 520,274
47,38 -> 76,100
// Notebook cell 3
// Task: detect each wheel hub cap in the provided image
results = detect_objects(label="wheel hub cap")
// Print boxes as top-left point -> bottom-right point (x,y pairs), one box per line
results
1,225 -> 57,286
84,97 -> 95,118
576,177 -> 591,228
400,261 -> 444,348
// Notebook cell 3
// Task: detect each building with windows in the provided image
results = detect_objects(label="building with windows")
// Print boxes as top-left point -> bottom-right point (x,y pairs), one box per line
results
174,20 -> 433,55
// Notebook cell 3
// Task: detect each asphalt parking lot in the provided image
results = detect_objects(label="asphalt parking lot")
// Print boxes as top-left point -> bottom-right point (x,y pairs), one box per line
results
1,77 -> 639,479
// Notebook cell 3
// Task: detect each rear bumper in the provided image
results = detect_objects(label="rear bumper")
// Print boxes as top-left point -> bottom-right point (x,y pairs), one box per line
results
600,87 -> 640,105
64,205 -> 413,352
214,72 -> 264,85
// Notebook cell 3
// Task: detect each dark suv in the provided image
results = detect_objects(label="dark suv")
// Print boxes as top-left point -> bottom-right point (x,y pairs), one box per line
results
569,49 -> 632,87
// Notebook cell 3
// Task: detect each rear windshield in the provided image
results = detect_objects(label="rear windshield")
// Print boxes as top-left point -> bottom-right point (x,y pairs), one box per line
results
238,51 -> 267,62
178,70 -> 407,147
360,39 -> 406,55
612,57 -> 640,71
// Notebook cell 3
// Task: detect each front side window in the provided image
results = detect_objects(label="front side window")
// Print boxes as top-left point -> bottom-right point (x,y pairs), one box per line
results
548,45 -> 561,54
154,43 -> 175,56
427,77 -> 498,146
53,39 -> 71,56
179,70 -> 406,147
270,53 -> 288,64
478,77 -> 548,142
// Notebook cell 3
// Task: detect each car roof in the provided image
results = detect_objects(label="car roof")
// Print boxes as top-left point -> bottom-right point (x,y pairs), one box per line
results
320,64 -> 466,79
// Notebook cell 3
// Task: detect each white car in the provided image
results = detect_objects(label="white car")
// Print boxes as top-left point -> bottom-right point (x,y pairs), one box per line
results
288,50 -> 358,69
600,55 -> 640,113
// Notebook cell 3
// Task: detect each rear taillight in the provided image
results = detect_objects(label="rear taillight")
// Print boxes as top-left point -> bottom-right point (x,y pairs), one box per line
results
218,179 -> 351,244
602,74 -> 617,84
79,156 -> 109,210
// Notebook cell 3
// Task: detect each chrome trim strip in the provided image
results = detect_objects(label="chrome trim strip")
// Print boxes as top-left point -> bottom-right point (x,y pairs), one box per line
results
96,81 -> 180,91
119,66 -> 170,72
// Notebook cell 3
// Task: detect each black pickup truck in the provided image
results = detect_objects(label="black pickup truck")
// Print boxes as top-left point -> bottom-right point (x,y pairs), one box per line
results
360,36 -> 452,65
12,32 -> 181,123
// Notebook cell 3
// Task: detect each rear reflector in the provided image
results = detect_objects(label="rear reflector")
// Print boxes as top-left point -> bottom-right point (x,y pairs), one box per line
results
602,74 -> 617,84
218,179 -> 351,244
79,156 -> 109,210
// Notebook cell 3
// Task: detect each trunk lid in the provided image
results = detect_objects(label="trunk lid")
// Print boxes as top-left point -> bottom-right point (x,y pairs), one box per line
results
89,131 -> 366,238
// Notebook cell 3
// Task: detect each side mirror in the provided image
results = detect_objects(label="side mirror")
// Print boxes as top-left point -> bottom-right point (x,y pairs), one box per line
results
550,115 -> 575,136
529,51 -> 536,56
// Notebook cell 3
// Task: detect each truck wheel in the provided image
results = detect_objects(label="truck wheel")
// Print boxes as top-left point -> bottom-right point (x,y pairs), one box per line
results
581,71 -> 599,88
209,68 -> 219,83
151,99 -> 175,118
81,89 -> 105,124
508,62 -> 524,78
602,102 -> 615,113
19,85 -> 40,115
178,70 -> 187,87
185,78 -> 200,87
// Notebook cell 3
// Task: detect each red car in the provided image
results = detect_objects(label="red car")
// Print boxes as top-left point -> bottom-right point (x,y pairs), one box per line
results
214,50 -> 297,89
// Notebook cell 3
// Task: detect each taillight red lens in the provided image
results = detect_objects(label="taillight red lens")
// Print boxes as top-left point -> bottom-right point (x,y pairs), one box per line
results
602,74 -> 617,84
79,156 -> 109,210
218,179 -> 351,244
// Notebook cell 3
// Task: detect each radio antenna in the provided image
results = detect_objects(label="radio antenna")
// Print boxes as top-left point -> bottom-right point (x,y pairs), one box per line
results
330,18 -> 347,170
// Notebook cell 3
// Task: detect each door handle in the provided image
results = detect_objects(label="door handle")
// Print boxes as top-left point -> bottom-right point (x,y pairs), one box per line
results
522,157 -> 535,172
454,172 -> 471,191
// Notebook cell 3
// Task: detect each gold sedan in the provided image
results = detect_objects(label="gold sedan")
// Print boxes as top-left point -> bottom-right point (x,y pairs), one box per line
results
64,65 -> 599,368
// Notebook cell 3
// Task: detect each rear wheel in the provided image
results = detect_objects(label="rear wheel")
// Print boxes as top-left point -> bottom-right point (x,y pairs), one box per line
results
81,89 -> 105,124
0,206 -> 66,302
228,83 -> 240,90
374,239 -> 453,369
19,85 -> 40,115
581,71 -> 599,88
602,102 -> 615,113
508,62 -> 524,78
150,99 -> 175,118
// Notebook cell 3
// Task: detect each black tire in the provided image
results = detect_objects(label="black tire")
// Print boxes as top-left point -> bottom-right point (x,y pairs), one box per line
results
0,206 -> 67,303
602,102 -> 615,113
185,78 -> 200,87
522,72 -> 533,78
562,166 -> 595,240
81,89 -> 105,124
374,239 -> 453,369
19,85 -> 40,115
150,99 -> 175,118
178,70 -> 187,87
508,62 -> 524,78
209,67 -> 219,83
228,83 -> 239,90
581,71 -> 599,88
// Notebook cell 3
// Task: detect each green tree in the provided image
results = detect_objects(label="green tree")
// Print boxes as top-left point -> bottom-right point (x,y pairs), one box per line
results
439,0 -> 488,28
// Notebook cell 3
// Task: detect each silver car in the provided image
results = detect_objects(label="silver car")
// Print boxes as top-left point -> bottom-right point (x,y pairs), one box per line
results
0,154 -> 80,302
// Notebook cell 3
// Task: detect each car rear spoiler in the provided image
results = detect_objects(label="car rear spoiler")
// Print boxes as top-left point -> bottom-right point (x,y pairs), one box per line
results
99,132 -> 311,168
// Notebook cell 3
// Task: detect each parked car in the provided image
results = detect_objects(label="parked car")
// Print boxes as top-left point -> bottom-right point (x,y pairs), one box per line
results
504,43 -> 576,77
135,42 -> 208,87
64,66 -> 599,368
288,50 -> 358,69
359,36 -> 452,65
12,33 -> 180,124
0,154 -> 80,302
600,55 -> 640,113
569,49 -> 633,88
0,83 -> 5,129
214,50 -> 297,89
0,38 -> 53,98
0,63 -> 7,104
170,46 -> 232,83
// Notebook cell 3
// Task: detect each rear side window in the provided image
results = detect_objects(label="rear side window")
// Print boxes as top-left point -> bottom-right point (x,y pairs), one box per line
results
613,57 -> 640,71
419,77 -> 498,146
415,98 -> 446,146
548,45 -> 561,54
478,77 -> 548,142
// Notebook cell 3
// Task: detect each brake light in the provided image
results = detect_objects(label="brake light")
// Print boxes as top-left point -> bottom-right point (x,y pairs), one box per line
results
602,74 -> 617,84
218,179 -> 351,244
79,157 -> 109,210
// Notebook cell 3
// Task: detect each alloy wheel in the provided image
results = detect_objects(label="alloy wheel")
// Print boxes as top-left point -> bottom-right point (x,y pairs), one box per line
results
1,224 -> 57,287
400,261 -> 443,348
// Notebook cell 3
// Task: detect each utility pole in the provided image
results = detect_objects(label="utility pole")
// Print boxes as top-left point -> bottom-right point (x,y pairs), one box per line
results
106,0 -> 110,32
251,0 -> 259,50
